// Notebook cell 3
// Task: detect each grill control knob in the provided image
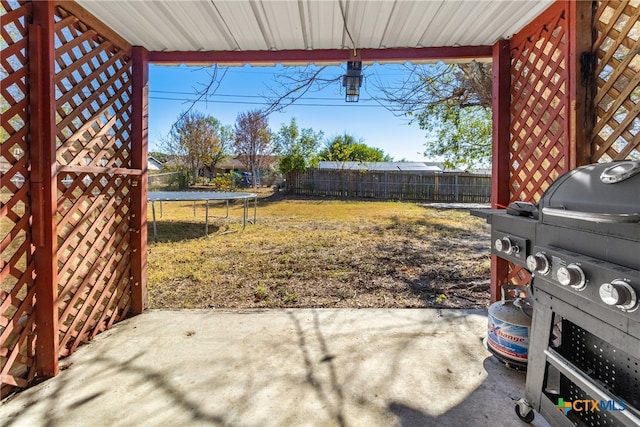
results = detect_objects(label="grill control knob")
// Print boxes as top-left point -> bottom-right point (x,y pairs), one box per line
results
599,280 -> 638,311
557,264 -> 586,291
526,253 -> 550,275
494,237 -> 519,255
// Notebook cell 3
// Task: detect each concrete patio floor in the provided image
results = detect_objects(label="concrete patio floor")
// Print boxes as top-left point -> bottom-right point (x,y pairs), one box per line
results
1,309 -> 550,427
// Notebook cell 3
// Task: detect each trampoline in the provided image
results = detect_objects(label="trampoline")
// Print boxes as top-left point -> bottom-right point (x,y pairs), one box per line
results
147,191 -> 257,241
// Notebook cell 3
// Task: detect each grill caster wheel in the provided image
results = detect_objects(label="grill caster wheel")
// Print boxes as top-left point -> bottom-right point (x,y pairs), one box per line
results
515,398 -> 535,423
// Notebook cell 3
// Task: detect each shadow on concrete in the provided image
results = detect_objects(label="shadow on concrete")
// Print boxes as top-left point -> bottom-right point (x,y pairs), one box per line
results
288,311 -> 347,427
0,309 -> 546,427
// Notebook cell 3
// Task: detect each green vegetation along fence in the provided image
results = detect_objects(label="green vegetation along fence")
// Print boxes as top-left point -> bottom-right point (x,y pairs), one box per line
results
288,170 -> 491,202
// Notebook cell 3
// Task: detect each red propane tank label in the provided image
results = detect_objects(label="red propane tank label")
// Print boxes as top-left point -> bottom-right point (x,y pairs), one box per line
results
487,312 -> 529,361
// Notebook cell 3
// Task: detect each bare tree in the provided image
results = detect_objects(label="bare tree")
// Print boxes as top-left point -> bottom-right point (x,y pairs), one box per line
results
263,65 -> 342,115
234,109 -> 272,188
374,61 -> 492,114
170,65 -> 228,127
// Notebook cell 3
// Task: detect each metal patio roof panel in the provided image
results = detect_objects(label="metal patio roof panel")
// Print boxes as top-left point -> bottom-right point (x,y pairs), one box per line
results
163,1 -> 238,50
343,1 -> 396,49
436,1 -> 491,46
211,1 -> 270,50
258,1 -> 310,50
307,1 -> 345,49
379,1 -> 442,48
75,0 -> 555,53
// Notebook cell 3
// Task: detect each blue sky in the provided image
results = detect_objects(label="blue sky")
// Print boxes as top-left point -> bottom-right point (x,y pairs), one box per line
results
148,64 -> 434,161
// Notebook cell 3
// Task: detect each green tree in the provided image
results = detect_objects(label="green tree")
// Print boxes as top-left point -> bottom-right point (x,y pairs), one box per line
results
318,133 -> 392,163
272,118 -> 323,176
166,111 -> 230,185
234,109 -> 272,188
380,62 -> 493,169
416,103 -> 492,170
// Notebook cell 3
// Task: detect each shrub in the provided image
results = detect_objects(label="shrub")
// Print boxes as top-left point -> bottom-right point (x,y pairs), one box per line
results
211,172 -> 237,191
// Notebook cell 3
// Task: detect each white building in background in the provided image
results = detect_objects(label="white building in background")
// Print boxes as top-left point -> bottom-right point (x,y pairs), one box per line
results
148,156 -> 163,172
318,161 -> 445,173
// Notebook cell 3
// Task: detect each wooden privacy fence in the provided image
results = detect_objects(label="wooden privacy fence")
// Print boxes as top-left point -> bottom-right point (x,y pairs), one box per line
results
288,170 -> 491,202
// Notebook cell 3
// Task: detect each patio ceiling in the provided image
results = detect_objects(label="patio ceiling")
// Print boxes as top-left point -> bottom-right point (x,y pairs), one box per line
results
76,0 -> 553,60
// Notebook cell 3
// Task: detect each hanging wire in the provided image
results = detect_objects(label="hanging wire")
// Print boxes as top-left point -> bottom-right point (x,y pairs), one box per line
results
338,0 -> 358,57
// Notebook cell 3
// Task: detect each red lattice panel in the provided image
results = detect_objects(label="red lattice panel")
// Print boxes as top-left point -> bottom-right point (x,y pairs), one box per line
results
1,0 -> 36,397
53,4 -> 133,356
56,173 -> 132,355
592,0 -> 640,162
506,4 -> 570,286
510,6 -> 569,204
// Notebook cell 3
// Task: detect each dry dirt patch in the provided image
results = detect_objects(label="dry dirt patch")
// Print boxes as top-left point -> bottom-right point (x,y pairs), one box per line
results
147,195 -> 491,309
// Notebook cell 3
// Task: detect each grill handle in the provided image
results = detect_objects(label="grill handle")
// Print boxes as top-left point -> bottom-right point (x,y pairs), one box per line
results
542,207 -> 640,224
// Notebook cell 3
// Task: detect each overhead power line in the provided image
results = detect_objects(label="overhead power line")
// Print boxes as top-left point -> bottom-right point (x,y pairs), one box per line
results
149,89 -> 375,102
148,95 -> 393,109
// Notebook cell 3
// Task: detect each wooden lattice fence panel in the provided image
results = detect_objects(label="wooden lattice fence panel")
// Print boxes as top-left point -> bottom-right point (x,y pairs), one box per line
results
593,0 -> 640,161
509,3 -> 569,203
505,3 -> 571,287
53,4 -> 133,357
1,0 -> 36,397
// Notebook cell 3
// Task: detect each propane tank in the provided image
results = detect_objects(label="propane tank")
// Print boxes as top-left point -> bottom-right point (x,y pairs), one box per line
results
485,284 -> 533,370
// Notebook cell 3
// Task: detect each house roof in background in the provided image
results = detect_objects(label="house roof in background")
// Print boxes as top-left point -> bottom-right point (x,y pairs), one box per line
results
148,156 -> 163,171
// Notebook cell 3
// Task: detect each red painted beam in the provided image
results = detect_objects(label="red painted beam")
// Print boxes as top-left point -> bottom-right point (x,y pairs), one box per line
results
148,46 -> 493,65
490,39 -> 511,303
30,0 -> 59,378
130,46 -> 149,315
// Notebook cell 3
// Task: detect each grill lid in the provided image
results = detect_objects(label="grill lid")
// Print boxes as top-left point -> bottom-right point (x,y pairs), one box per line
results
539,161 -> 640,227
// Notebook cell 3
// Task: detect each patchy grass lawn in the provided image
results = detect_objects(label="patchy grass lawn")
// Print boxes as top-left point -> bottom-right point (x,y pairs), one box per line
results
147,193 -> 491,309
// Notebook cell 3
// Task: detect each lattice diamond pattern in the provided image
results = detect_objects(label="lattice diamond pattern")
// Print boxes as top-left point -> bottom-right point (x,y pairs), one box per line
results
54,6 -> 132,169
510,8 -> 568,203
593,0 -> 640,161
53,4 -> 133,356
56,173 -> 132,355
1,0 -> 36,397
505,5 -> 570,287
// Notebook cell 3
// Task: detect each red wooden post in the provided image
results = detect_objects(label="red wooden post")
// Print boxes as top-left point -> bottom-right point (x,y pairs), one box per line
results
567,0 -> 594,168
490,39 -> 511,303
30,0 -> 59,378
130,46 -> 149,314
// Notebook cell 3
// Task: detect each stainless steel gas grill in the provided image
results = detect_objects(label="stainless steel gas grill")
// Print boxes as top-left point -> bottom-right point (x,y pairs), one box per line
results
474,161 -> 640,426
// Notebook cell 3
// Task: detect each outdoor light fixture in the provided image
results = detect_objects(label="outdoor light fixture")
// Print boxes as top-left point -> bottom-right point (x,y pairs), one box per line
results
342,61 -> 362,102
